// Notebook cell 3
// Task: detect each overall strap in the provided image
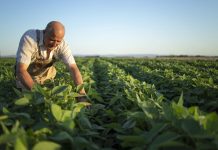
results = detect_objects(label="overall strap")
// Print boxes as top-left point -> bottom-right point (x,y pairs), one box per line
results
36,30 -> 41,56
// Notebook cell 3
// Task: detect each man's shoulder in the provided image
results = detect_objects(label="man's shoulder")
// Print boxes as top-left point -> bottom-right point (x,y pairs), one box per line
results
20,29 -> 42,46
22,29 -> 37,38
17,29 -> 40,53
58,39 -> 69,49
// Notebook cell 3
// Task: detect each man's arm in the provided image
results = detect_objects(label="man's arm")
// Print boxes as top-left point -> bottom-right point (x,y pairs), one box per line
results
68,64 -> 86,95
16,63 -> 34,90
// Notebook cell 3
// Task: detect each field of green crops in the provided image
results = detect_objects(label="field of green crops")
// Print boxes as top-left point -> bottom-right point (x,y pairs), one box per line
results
0,57 -> 218,150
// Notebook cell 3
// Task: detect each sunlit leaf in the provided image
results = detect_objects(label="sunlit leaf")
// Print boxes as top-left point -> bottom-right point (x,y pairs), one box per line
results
61,110 -> 72,121
51,104 -> 62,121
177,92 -> 184,107
14,137 -> 27,150
15,97 -> 29,106
32,141 -> 61,150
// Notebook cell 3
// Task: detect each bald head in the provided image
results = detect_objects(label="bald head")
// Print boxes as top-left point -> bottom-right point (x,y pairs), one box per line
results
43,21 -> 65,50
45,21 -> 65,38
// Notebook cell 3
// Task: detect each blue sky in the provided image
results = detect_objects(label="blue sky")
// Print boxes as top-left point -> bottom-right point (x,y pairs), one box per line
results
0,0 -> 218,56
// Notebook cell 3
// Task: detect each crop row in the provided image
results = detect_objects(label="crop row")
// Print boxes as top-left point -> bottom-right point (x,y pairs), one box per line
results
0,58 -> 218,150
105,58 -> 218,112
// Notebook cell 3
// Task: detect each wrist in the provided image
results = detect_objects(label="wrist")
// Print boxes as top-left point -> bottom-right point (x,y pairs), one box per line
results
79,90 -> 86,95
79,92 -> 86,96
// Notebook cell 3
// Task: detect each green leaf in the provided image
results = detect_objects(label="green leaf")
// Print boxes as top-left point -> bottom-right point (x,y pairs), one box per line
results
78,115 -> 92,129
109,96 -> 119,106
0,115 -> 8,120
11,120 -> 20,133
13,87 -> 23,97
163,103 -> 175,121
60,120 -> 75,129
117,135 -> 146,147
2,107 -> 10,113
61,110 -> 72,121
34,128 -> 52,136
0,121 -> 10,134
13,112 -> 31,120
208,77 -> 214,85
15,137 -> 27,150
172,102 -> 189,118
52,85 -> 68,95
104,122 -> 123,132
73,136 -> 101,150
0,133 -> 16,144
32,141 -> 61,150
139,101 -> 154,119
73,137 -> 89,149
181,118 -> 206,138
148,132 -> 180,150
122,119 -> 136,129
72,102 -> 90,119
188,106 -> 199,120
144,123 -> 167,144
33,84 -> 46,96
23,92 -> 34,100
158,141 -> 193,150
15,97 -> 29,106
69,92 -> 80,97
51,104 -> 62,121
177,92 -> 183,106
50,131 -> 73,143
33,92 -> 44,105
204,112 -> 218,134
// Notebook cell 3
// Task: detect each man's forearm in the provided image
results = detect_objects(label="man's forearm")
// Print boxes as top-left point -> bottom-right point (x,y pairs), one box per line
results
71,70 -> 86,94
17,63 -> 34,90
69,64 -> 86,95
18,70 -> 34,90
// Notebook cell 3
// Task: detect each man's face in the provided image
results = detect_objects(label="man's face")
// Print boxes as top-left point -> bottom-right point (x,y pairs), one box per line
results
44,31 -> 64,51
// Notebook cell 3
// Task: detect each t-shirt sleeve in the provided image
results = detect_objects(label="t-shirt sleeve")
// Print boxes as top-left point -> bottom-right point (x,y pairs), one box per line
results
16,30 -> 36,65
58,41 -> 76,65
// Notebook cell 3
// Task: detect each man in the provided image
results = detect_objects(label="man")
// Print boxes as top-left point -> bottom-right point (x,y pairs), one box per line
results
15,21 -> 86,101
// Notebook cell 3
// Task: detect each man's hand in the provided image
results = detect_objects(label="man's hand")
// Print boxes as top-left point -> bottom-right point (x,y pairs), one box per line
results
77,96 -> 88,102
76,95 -> 91,109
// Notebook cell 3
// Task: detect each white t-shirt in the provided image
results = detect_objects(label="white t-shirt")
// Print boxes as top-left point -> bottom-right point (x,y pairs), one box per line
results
16,29 -> 76,66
